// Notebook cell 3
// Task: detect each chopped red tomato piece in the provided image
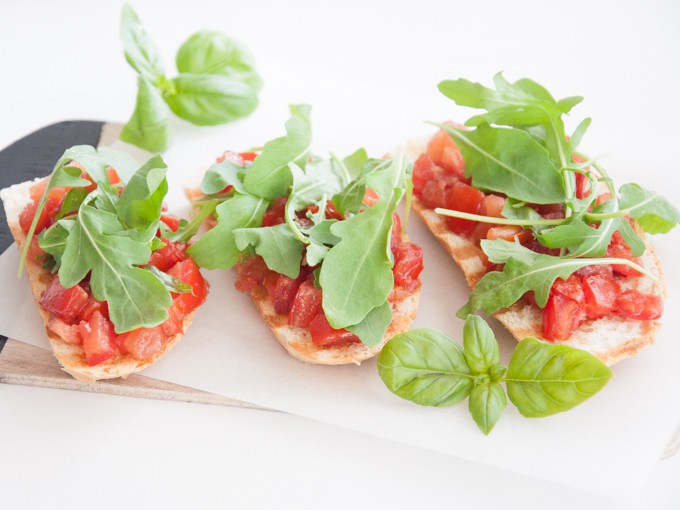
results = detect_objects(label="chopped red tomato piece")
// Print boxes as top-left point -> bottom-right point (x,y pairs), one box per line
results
272,273 -> 305,315
118,325 -> 165,360
40,277 -> 90,324
26,236 -> 46,265
486,225 -> 530,243
420,178 -> 450,210
47,317 -> 82,345
616,290 -> 663,320
363,188 -> 380,207
289,280 -> 323,327
575,172 -> 591,200
440,146 -> 466,181
160,215 -> 180,232
412,154 -> 435,195
606,232 -> 643,277
147,239 -> 187,272
579,270 -> 619,319
427,129 -> 458,168
262,196 -> 288,227
390,213 -> 402,252
167,258 -> 209,314
79,296 -> 110,322
19,195 -> 63,235
542,276 -> 586,341
309,312 -> 360,347
240,152 -> 258,162
393,242 -> 423,291
444,181 -> 485,235
161,302 -> 184,337
479,194 -> 506,218
78,311 -> 117,366
235,256 -> 269,292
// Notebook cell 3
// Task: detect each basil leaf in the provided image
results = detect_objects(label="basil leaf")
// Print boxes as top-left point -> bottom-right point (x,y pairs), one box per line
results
176,30 -> 262,91
187,194 -> 268,270
233,224 -> 304,279
320,155 -> 408,329
441,124 -> 566,204
59,203 -> 172,333
463,314 -> 499,375
120,4 -> 164,82
506,338 -> 612,418
120,76 -> 171,153
243,104 -> 312,200
145,265 -> 192,294
346,301 -> 392,347
116,155 -> 168,231
377,329 -> 473,407
469,382 -> 506,435
199,160 -> 247,195
619,183 -> 680,234
164,73 -> 258,126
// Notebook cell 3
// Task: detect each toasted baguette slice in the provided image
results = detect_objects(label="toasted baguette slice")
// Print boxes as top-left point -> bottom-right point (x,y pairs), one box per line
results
186,186 -> 421,365
1,179 -> 198,382
404,140 -> 665,366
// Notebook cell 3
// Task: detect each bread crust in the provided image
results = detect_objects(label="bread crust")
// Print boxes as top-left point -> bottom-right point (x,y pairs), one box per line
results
1,179 -> 198,382
409,152 -> 665,366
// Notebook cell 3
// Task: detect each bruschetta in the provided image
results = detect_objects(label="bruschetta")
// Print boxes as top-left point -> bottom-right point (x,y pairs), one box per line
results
0,145 -> 209,382
186,104 -> 423,364
404,74 -> 678,365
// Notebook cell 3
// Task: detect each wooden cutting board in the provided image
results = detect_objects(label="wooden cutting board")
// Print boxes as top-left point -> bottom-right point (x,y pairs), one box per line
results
0,121 -> 265,411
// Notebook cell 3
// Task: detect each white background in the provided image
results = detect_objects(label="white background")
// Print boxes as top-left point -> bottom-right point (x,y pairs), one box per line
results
1,0 -> 679,508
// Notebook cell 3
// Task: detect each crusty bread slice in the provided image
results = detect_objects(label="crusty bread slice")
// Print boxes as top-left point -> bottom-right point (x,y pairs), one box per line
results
1,179 -> 198,382
404,140 -> 665,366
186,186 -> 421,365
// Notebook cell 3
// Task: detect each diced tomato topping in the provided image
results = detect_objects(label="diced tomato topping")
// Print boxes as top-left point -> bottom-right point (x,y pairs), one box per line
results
79,296 -> 110,322
161,302 -> 184,337
235,256 -> 269,292
440,146 -> 467,181
160,215 -> 180,232
444,181 -> 486,235
578,268 -> 619,319
486,225 -> 530,243
106,168 -> 121,185
412,154 -> 436,195
78,311 -> 117,366
118,325 -> 165,361
262,196 -> 288,227
26,236 -> 46,266
420,177 -> 450,210
427,130 -> 458,168
575,172 -> 591,200
542,276 -> 586,341
616,290 -> 663,320
595,193 -> 612,207
393,242 -> 423,291
147,239 -> 187,272
240,152 -> 258,162
19,195 -> 63,235
363,188 -> 380,207
40,277 -> 90,324
167,258 -> 209,314
480,194 -> 506,218
606,232 -> 643,277
324,201 -> 343,220
272,273 -> 305,315
390,213 -> 402,252
289,280 -> 323,327
309,312 -> 361,348
47,317 -> 82,345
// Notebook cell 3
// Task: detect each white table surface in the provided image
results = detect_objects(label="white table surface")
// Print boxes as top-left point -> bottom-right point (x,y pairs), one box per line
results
1,0 -> 679,508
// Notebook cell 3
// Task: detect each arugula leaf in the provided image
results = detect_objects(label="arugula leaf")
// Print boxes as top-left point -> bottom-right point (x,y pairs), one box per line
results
176,30 -> 262,91
116,155 -> 167,232
61,145 -> 139,184
346,301 -> 392,347
440,124 -> 566,204
243,104 -> 312,199
38,220 -> 74,268
120,76 -> 171,153
59,203 -> 172,333
319,155 -> 408,329
469,382 -> 506,435
145,265 -> 192,294
120,4 -> 164,82
56,188 -> 89,220
619,183 -> 680,234
233,224 -> 304,279
506,338 -> 612,418
164,73 -> 259,126
377,329 -> 473,407
187,194 -> 268,270
199,160 -> 247,195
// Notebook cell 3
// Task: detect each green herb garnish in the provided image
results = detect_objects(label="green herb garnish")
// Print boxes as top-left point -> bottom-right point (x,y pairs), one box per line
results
433,74 -> 680,316
119,4 -> 262,152
378,315 -> 613,434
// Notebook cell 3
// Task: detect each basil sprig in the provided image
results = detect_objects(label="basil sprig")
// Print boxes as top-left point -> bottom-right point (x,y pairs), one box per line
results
433,74 -> 680,317
119,4 -> 262,152
188,105 -> 411,347
378,315 -> 612,434
20,145 -> 189,333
